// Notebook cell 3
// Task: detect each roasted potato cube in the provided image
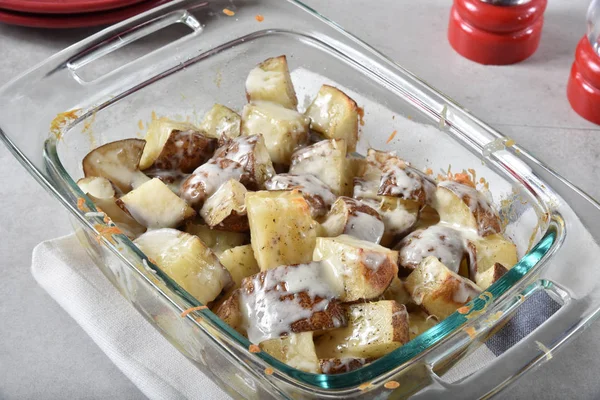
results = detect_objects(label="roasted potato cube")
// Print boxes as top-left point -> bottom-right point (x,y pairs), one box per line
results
315,301 -> 409,359
241,101 -> 309,165
82,138 -> 149,194
466,233 -> 518,280
319,357 -> 373,374
200,179 -> 248,232
151,129 -> 217,173
382,276 -> 412,306
352,149 -> 393,200
320,197 -> 384,243
239,262 -> 347,343
433,181 -> 502,236
260,333 -> 319,373
184,221 -> 247,255
378,156 -> 435,206
289,139 -> 352,196
408,309 -> 438,340
180,158 -> 248,209
214,290 -> 245,335
360,197 -> 419,244
213,135 -> 275,188
77,177 -> 146,239
313,235 -> 398,302
134,228 -> 233,304
198,104 -> 241,141
77,175 -> 115,198
352,177 -> 380,200
139,118 -> 198,170
305,85 -> 359,152
217,244 -> 260,289
405,257 -> 481,320
245,55 -> 298,110
396,225 -> 466,276
117,178 -> 195,229
475,262 -> 508,289
265,173 -> 337,218
246,191 -> 318,271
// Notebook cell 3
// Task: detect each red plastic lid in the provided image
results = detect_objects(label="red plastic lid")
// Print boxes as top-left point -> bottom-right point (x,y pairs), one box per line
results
448,0 -> 547,65
0,0 -> 170,28
0,0 -> 146,14
567,36 -> 600,125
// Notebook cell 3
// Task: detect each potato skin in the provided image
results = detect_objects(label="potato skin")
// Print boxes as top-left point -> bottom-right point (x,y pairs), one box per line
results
152,130 -> 217,173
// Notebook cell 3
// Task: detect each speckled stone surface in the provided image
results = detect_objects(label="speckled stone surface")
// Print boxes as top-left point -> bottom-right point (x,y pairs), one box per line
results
1,0 -> 599,398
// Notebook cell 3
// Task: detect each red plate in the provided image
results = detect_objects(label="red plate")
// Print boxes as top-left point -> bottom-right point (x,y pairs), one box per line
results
0,0 -> 146,14
0,0 -> 171,28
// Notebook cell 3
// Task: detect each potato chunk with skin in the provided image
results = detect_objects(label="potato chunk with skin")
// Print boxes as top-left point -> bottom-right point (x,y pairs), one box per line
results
134,229 -> 233,304
198,104 -> 241,141
77,177 -> 146,239
200,179 -> 248,232
405,256 -> 481,320
180,158 -> 248,209
217,244 -> 259,289
265,173 -> 336,218
82,138 -> 149,194
360,197 -> 419,244
466,233 -> 518,280
305,85 -> 359,152
475,262 -> 508,289
246,191 -> 318,271
245,55 -> 298,110
289,139 -> 351,196
433,181 -> 502,237
151,129 -> 217,173
313,235 -> 398,302
315,301 -> 409,359
117,178 -> 195,229
213,135 -> 275,188
320,197 -> 384,243
396,225 -> 466,276
184,221 -> 247,255
214,290 -> 245,335
241,101 -> 309,165
377,156 -> 435,206
238,262 -> 347,343
139,118 -> 197,170
260,333 -> 319,373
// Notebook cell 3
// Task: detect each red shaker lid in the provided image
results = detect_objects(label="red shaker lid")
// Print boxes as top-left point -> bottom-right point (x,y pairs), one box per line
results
448,0 -> 548,65
567,36 -> 600,125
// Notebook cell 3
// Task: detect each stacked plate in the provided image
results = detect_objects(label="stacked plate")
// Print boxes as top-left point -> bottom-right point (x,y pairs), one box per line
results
0,0 -> 170,28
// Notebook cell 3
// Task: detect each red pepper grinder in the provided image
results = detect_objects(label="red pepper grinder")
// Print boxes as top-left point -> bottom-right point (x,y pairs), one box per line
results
448,0 -> 548,65
567,0 -> 600,125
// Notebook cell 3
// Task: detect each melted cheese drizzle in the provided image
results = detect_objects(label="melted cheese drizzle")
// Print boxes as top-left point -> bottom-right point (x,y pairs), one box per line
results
181,159 -> 245,204
240,262 -> 344,344
265,174 -> 337,207
399,225 -> 466,273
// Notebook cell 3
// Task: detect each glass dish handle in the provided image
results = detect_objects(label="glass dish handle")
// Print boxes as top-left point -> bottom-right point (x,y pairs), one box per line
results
65,0 -> 199,84
413,153 -> 600,399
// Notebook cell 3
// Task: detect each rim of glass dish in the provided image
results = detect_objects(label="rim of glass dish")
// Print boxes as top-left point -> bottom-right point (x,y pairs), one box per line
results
0,0 -> 567,391
41,124 -> 562,390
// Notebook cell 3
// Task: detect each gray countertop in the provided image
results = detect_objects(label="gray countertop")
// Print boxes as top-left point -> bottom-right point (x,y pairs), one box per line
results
1,0 -> 599,399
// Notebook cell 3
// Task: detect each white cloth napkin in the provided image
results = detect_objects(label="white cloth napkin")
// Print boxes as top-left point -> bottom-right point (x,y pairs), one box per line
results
31,234 -> 230,400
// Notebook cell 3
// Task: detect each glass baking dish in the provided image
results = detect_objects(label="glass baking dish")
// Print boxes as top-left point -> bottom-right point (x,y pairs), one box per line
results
1,0 -> 600,398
